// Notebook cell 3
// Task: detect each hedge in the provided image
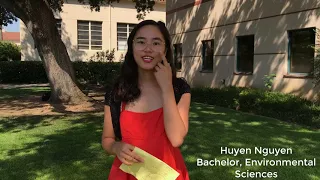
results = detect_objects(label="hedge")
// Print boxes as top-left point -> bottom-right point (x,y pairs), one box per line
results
0,61 -> 121,88
191,87 -> 320,128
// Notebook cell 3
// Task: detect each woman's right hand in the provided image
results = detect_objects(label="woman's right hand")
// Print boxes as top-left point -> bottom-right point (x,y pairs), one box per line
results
112,142 -> 144,165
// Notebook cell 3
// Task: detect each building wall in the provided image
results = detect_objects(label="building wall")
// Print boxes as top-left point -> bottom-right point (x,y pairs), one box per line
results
20,0 -> 166,62
167,0 -> 320,101
1,31 -> 20,46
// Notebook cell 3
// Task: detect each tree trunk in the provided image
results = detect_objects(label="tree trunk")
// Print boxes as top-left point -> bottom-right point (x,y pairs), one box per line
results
0,0 -> 91,104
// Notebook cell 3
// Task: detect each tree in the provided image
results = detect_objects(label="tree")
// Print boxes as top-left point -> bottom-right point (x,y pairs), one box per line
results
0,0 -> 155,104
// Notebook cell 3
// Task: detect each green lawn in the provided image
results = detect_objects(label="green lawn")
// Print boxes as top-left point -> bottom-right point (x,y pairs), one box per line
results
0,87 -> 319,180
0,86 -> 50,100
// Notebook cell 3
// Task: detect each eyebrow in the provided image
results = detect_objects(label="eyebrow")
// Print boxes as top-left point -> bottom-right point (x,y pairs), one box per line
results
135,37 -> 164,42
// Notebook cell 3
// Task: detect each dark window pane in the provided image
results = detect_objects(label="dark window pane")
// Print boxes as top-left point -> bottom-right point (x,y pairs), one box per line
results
118,24 -> 127,28
174,44 -> 182,71
91,46 -> 102,50
289,28 -> 315,73
78,35 -> 89,40
92,31 -> 102,36
237,35 -> 254,73
91,40 -> 102,45
202,40 -> 214,70
91,35 -> 102,40
78,25 -> 89,30
78,21 -> 89,25
91,26 -> 102,31
117,26 -> 127,30
129,24 -> 136,28
78,40 -> 89,45
117,33 -> 127,37
91,21 -> 102,26
117,37 -> 127,41
78,45 -> 89,50
78,31 -> 89,36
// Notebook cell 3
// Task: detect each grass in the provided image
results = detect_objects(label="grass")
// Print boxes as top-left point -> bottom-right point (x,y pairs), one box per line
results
0,87 -> 319,180
0,87 -> 50,100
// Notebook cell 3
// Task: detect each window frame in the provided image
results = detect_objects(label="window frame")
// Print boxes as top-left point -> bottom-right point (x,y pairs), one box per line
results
77,20 -> 102,50
201,39 -> 214,72
287,27 -> 316,76
117,23 -> 136,51
235,34 -> 255,74
173,43 -> 182,71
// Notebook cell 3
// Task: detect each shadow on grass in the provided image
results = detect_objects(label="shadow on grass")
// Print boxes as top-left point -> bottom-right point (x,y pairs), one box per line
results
0,115 -> 61,133
0,113 -> 114,180
0,87 -> 50,101
0,103 -> 319,180
182,102 -> 320,180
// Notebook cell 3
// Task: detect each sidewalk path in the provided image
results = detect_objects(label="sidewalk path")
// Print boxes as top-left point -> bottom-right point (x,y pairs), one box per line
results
0,83 -> 50,89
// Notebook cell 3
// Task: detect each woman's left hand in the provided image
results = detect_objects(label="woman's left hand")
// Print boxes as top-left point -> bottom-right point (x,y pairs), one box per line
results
154,51 -> 173,93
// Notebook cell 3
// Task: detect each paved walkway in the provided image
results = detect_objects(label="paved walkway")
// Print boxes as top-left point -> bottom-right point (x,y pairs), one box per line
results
0,83 -> 50,89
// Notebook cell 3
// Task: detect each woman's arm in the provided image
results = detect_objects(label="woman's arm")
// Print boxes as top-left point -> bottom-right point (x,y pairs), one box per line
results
154,52 -> 191,148
162,88 -> 191,147
102,105 -> 118,155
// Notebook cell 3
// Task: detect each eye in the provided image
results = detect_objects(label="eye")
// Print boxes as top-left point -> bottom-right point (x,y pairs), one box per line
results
153,41 -> 161,46
136,40 -> 146,44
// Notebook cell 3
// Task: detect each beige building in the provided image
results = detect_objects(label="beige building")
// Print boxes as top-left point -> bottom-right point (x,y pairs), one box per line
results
20,0 -> 166,62
167,0 -> 320,101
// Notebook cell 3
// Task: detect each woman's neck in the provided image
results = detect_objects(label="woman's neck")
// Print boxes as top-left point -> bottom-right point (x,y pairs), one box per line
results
138,68 -> 159,87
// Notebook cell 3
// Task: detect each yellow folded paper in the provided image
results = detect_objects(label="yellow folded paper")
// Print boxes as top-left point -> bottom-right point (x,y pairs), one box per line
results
119,147 -> 180,180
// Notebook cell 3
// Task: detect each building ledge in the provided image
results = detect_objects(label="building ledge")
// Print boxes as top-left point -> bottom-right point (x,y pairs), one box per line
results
283,74 -> 313,79
200,70 -> 213,73
233,72 -> 253,75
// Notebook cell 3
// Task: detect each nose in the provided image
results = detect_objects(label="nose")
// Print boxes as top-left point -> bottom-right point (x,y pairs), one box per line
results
143,43 -> 153,52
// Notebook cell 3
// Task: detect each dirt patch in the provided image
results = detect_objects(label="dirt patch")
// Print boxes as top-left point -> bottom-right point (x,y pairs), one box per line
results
0,92 -> 105,117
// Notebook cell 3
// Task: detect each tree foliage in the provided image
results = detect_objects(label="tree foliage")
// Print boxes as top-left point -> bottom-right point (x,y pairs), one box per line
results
0,41 -> 21,61
0,0 -> 155,26
0,6 -> 17,27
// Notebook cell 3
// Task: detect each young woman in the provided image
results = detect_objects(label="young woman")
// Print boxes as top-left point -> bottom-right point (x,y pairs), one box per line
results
102,20 -> 191,180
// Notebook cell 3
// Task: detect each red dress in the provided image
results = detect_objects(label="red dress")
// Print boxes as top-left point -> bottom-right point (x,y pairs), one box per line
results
108,102 -> 190,180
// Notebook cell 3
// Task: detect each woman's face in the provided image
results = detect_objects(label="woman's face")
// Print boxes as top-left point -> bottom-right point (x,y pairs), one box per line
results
132,25 -> 166,71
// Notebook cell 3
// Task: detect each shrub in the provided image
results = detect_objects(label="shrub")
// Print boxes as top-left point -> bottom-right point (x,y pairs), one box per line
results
88,49 -> 115,62
191,86 -> 320,128
0,61 -> 47,83
0,41 -> 21,61
0,61 -> 121,89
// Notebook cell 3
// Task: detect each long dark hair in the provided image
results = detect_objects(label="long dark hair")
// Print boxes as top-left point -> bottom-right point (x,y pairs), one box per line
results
112,20 -> 177,103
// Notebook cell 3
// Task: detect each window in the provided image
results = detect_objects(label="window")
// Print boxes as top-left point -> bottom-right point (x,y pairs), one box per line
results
236,35 -> 254,73
56,19 -> 62,36
77,20 -> 102,50
173,43 -> 182,71
288,28 -> 315,74
202,39 -> 214,71
117,23 -> 136,51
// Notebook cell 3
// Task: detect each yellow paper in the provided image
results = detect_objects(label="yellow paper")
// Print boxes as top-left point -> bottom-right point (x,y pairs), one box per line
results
119,147 -> 180,180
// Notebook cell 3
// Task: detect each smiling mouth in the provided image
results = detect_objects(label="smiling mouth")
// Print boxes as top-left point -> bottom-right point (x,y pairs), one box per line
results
142,56 -> 154,63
